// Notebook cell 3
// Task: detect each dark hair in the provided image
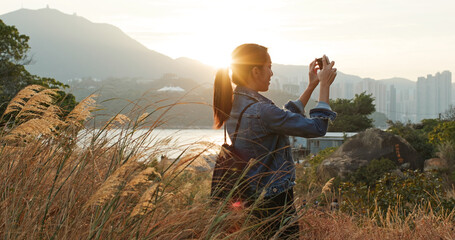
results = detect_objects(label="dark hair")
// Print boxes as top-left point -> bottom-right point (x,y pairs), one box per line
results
213,44 -> 268,129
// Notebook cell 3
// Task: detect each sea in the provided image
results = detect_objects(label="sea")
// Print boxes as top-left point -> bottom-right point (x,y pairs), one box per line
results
79,128 -> 227,160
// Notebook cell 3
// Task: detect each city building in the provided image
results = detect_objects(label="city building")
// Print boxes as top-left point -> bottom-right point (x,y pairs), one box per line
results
354,78 -> 387,114
330,82 -> 354,100
387,85 -> 397,122
282,83 -> 301,96
396,88 -> 416,122
416,71 -> 452,121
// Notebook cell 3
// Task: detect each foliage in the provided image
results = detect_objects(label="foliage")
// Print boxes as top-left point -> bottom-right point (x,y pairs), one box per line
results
295,147 -> 338,198
308,147 -> 338,168
370,111 -> 388,129
328,92 -> 375,132
348,158 -> 397,187
451,170 -> 455,183
67,76 -> 216,128
436,141 -> 455,169
0,19 -> 76,117
340,170 -> 455,217
442,105 -> 455,121
0,19 -> 29,63
309,147 -> 338,179
428,121 -> 455,145
419,118 -> 442,134
294,147 -> 338,198
387,120 -> 436,160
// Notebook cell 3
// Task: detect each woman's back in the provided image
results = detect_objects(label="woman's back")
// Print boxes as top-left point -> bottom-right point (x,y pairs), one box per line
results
227,86 -> 294,197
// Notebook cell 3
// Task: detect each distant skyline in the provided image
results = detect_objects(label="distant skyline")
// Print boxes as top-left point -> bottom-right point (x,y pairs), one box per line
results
1,0 -> 455,81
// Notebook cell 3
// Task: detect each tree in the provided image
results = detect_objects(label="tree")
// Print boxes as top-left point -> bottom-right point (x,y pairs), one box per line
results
0,19 -> 76,116
428,121 -> 455,145
387,120 -> 437,160
442,105 -> 455,121
328,92 -> 375,132
0,19 -> 29,63
370,111 -> 388,128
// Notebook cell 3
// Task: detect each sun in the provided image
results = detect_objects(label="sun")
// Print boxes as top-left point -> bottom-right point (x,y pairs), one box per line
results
193,45 -> 234,69
202,55 -> 232,69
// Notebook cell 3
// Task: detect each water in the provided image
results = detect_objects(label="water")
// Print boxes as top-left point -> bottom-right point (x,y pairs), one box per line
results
153,129 -> 227,147
152,129 -> 227,158
79,128 -> 227,160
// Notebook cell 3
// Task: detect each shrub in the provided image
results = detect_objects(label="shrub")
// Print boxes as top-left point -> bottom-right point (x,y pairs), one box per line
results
309,147 -> 338,173
387,121 -> 436,160
340,170 -> 455,218
436,141 -> 455,167
429,121 -> 455,145
294,147 -> 338,201
348,157 -> 397,187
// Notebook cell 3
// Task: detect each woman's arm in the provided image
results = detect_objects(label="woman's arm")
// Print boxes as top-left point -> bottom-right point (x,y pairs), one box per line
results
260,102 -> 336,138
318,55 -> 337,103
299,59 -> 319,107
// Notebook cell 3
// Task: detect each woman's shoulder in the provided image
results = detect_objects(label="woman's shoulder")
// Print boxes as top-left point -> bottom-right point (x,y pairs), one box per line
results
233,86 -> 273,103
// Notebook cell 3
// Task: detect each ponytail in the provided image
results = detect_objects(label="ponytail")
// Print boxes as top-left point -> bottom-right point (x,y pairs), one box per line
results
213,43 -> 268,129
213,68 -> 233,129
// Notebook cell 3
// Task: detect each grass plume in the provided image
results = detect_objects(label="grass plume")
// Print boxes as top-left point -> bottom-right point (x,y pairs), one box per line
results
2,84 -> 45,116
0,85 -> 454,239
65,93 -> 97,128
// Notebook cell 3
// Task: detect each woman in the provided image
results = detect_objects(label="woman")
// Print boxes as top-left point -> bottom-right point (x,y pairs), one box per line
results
212,43 -> 337,239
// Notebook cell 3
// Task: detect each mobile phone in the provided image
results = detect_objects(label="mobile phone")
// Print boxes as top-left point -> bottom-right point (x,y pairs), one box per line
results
316,56 -> 330,70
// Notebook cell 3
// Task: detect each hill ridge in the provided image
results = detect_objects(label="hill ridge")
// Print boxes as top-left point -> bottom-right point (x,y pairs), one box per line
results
1,8 -> 414,88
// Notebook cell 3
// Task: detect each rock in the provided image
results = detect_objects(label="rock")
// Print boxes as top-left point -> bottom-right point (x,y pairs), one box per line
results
424,158 -> 448,172
400,162 -> 411,170
390,169 -> 404,178
317,128 -> 424,180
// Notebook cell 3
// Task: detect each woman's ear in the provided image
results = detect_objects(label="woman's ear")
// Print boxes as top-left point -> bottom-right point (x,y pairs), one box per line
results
251,66 -> 260,78
246,66 -> 261,89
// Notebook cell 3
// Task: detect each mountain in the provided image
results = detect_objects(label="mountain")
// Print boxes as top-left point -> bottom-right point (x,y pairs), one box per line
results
0,8 -> 412,87
377,77 -> 416,91
0,8 -> 216,83
173,57 -> 216,86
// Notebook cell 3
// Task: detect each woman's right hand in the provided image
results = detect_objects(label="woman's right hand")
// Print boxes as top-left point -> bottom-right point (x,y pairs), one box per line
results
308,59 -> 320,89
317,55 -> 337,87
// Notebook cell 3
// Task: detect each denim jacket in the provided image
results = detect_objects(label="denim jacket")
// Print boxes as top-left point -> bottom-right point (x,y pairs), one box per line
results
226,86 -> 337,197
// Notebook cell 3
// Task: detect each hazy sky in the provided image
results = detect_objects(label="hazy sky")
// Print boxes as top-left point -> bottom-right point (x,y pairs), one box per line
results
2,0 -> 455,81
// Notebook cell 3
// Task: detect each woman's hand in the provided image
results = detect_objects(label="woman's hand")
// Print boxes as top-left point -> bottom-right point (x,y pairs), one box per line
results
317,55 -> 337,87
299,59 -> 322,107
308,59 -> 319,89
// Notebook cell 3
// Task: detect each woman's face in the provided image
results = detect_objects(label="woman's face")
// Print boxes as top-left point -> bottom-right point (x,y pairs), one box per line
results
254,53 -> 273,92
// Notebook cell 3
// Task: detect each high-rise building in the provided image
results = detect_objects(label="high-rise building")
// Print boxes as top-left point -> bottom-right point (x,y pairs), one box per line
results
396,88 -> 416,122
416,71 -> 452,121
282,83 -> 300,96
328,82 -> 354,100
452,83 -> 455,105
388,85 -> 397,122
354,78 -> 387,114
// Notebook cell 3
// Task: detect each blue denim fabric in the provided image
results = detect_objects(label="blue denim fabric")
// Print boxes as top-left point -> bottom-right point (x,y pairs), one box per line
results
226,86 -> 336,197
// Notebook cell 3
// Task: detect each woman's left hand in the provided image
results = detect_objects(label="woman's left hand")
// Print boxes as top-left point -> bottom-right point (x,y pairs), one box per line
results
308,59 -> 319,89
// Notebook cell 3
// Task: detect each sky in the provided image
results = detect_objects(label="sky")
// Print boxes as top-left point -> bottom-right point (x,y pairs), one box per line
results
1,0 -> 455,81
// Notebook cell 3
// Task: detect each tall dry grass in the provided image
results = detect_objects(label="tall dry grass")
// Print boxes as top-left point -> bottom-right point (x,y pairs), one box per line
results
0,85 -> 454,239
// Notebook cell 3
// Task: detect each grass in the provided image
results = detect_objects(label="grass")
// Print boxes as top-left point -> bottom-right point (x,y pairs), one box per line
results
0,85 -> 454,239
